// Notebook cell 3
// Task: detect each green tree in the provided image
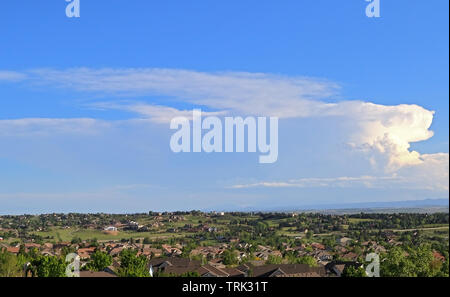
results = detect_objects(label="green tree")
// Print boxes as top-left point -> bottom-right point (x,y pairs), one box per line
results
266,255 -> 283,264
343,265 -> 366,277
438,258 -> 449,277
381,245 -> 440,277
0,249 -> 22,277
71,237 -> 82,244
181,242 -> 198,258
117,249 -> 149,277
86,250 -> 112,272
181,271 -> 200,277
222,250 -> 238,266
295,256 -> 318,267
31,255 -> 66,277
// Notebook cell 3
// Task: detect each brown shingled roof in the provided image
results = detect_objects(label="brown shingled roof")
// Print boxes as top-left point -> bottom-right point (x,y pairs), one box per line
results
222,267 -> 246,277
250,264 -> 326,277
6,247 -> 20,254
80,271 -> 117,277
200,264 -> 229,277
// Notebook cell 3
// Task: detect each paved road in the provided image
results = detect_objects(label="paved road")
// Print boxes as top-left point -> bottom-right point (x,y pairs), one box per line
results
389,226 -> 449,232
283,226 -> 449,237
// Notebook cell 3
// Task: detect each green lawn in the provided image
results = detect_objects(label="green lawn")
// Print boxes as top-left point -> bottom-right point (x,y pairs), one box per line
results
421,223 -> 449,228
348,218 -> 377,223
31,227 -> 188,242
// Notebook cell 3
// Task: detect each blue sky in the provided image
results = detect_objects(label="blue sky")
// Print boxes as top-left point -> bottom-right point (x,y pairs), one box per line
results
0,0 -> 448,214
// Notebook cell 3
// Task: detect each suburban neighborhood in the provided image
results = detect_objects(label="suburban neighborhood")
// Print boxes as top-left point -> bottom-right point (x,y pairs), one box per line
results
0,211 -> 448,277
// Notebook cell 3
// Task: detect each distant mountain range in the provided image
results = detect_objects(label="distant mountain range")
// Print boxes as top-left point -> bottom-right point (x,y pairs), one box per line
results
209,198 -> 449,213
296,198 -> 449,211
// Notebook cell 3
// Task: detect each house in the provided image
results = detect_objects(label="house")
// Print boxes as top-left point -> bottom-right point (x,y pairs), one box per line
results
6,247 -> 20,254
138,248 -> 162,258
109,247 -> 124,257
337,237 -> 353,246
104,242 -> 119,250
342,252 -> 359,261
148,258 -> 247,277
77,247 -> 97,259
254,245 -> 282,261
53,242 -> 72,251
433,251 -> 446,262
41,250 -> 55,256
245,264 -> 327,277
364,242 -> 387,254
161,244 -> 182,256
125,221 -> 142,230
208,258 -> 225,268
326,261 -> 363,277
43,243 -> 53,249
104,260 -> 121,275
237,252 -> 247,262
373,245 -> 386,253
24,243 -> 41,250
313,250 -> 333,262
222,267 -> 246,277
335,246 -> 348,254
198,264 -> 230,277
311,242 -> 326,250
80,271 -> 117,277
198,264 -> 246,277
191,246 -> 225,259
149,258 -> 203,276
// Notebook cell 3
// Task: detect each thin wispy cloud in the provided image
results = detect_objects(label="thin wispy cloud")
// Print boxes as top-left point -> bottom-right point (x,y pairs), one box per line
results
230,172 -> 448,192
93,102 -> 228,124
20,68 -> 340,117
0,70 -> 27,82
0,118 -> 110,136
230,175 -> 402,189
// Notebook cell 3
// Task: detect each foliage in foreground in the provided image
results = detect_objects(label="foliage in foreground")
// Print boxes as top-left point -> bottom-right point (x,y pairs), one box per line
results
117,249 -> 149,277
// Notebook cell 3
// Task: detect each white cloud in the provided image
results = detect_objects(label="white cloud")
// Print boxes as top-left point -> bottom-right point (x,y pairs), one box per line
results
322,102 -> 436,170
19,68 -> 437,167
230,170 -> 448,192
396,153 -> 449,191
1,67 -> 447,193
0,118 -> 110,136
93,102 -> 228,124
27,68 -> 338,117
230,175 -> 403,189
0,71 -> 27,82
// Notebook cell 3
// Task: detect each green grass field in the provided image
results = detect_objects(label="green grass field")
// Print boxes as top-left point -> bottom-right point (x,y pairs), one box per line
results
30,227 -> 188,242
348,218 -> 378,223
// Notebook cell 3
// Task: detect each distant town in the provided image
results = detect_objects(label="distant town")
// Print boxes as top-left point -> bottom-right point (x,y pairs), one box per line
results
0,210 -> 448,277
